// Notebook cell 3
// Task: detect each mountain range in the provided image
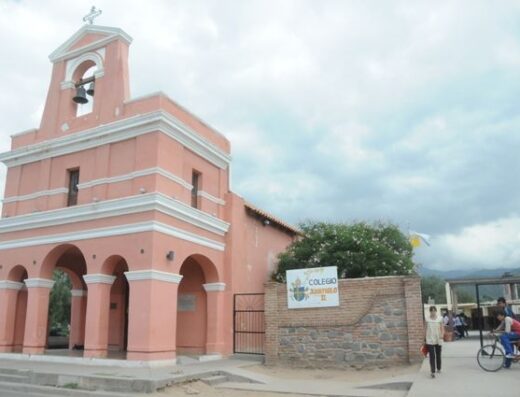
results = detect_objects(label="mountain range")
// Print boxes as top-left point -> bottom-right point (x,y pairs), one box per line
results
418,266 -> 520,280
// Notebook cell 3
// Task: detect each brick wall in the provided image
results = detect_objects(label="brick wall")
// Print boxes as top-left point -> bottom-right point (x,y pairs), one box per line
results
264,276 -> 424,368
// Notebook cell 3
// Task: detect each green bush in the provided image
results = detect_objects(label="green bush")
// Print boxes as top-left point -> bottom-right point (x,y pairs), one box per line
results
273,221 -> 415,282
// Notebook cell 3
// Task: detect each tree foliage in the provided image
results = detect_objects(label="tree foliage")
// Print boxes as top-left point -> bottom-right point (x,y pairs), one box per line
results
48,270 -> 72,335
421,275 -> 476,304
421,275 -> 447,304
273,221 -> 415,282
454,286 -> 477,303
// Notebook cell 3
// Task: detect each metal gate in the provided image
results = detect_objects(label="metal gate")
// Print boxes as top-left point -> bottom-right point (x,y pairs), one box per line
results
233,293 -> 265,354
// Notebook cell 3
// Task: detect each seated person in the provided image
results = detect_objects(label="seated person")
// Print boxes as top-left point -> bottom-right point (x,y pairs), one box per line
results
453,314 -> 464,339
493,309 -> 520,361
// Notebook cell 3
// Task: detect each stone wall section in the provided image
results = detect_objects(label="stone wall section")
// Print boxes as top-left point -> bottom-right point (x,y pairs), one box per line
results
264,276 -> 424,368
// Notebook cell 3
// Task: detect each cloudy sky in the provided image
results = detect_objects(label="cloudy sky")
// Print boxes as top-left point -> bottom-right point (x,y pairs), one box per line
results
1,0 -> 519,271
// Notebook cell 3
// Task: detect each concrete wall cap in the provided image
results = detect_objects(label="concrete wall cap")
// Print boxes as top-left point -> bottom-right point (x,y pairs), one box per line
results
202,282 -> 226,292
124,270 -> 183,284
0,280 -> 25,290
24,278 -> 55,289
83,274 -> 116,285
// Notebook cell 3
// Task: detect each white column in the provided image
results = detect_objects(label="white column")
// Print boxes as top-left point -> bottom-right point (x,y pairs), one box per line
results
445,282 -> 452,312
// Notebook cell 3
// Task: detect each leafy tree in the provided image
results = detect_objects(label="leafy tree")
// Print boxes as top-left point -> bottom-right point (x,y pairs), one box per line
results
454,286 -> 476,303
420,276 -> 477,304
273,221 -> 415,282
421,275 -> 447,304
48,270 -> 72,335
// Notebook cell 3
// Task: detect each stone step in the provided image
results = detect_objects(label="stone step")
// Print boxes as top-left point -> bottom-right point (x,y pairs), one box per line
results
200,374 -> 228,386
0,381 -> 135,397
176,355 -> 199,365
0,367 -> 26,375
0,373 -> 29,383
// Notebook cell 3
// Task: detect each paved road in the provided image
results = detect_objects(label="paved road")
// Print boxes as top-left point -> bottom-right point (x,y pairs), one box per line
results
408,335 -> 520,397
0,391 -> 45,397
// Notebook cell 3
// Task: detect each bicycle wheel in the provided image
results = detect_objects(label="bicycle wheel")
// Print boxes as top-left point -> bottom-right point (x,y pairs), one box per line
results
477,344 -> 505,372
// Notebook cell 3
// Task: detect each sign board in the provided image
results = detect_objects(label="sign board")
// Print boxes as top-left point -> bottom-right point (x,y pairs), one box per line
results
286,266 -> 339,309
178,294 -> 196,312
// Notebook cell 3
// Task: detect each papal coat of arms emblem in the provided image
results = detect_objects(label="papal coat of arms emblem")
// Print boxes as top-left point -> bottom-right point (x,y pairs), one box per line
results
290,277 -> 309,302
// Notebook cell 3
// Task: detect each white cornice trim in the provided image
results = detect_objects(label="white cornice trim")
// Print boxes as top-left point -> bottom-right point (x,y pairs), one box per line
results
0,220 -> 225,252
125,270 -> 183,284
77,167 -> 192,190
198,191 -> 226,206
71,289 -> 87,297
2,188 -> 69,204
0,280 -> 25,290
203,282 -> 226,292
49,25 -> 133,63
60,81 -> 76,90
24,278 -> 55,289
152,221 -> 225,251
0,111 -> 231,169
0,193 -> 229,236
83,274 -> 116,285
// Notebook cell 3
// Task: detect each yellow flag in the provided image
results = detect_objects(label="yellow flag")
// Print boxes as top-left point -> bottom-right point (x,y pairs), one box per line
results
410,235 -> 421,248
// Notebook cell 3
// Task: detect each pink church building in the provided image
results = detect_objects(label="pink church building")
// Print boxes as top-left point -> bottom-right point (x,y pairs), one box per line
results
0,23 -> 298,363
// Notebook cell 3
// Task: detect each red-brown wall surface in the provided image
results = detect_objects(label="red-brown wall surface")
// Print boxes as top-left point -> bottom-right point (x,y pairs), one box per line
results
265,276 -> 424,368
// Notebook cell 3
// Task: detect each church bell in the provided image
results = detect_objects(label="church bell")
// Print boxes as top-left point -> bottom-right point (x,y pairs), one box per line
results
86,81 -> 95,96
72,86 -> 89,104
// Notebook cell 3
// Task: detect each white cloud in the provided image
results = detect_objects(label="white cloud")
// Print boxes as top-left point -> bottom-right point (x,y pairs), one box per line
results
416,216 -> 520,270
1,1 -> 520,271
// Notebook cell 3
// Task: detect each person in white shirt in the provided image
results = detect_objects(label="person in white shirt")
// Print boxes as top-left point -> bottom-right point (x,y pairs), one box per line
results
453,314 -> 463,339
425,306 -> 444,378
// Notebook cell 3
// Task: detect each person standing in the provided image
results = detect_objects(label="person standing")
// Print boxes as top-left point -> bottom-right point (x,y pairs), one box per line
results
425,306 -> 444,378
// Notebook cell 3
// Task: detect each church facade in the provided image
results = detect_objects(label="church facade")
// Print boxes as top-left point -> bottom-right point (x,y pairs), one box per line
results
0,24 -> 298,362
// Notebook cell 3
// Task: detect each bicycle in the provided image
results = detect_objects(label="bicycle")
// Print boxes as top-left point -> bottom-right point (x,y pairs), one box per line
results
477,333 -> 520,372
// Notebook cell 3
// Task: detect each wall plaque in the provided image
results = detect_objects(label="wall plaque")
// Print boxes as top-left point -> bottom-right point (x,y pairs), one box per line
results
178,294 -> 196,312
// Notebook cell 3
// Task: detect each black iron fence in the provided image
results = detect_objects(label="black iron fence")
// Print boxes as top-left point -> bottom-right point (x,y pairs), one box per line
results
233,293 -> 265,354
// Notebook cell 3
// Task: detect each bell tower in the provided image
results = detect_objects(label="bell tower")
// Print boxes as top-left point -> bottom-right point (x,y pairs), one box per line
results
38,22 -> 132,139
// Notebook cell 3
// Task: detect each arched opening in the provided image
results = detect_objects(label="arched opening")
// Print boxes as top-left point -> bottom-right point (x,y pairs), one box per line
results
47,270 -> 72,349
73,61 -> 97,117
102,256 -> 130,355
176,255 -> 220,356
42,245 -> 87,353
7,265 -> 28,352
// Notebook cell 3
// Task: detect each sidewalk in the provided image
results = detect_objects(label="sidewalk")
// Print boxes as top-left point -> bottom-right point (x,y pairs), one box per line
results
3,338 -> 518,397
0,355 -> 262,393
0,352 -> 417,397
408,336 -> 520,397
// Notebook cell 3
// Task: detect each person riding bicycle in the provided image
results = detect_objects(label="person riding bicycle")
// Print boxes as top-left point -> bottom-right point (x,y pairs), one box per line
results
492,309 -> 520,368
497,297 -> 515,318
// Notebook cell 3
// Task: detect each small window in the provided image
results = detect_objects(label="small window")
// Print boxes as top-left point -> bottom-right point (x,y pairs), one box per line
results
191,171 -> 201,208
67,169 -> 80,206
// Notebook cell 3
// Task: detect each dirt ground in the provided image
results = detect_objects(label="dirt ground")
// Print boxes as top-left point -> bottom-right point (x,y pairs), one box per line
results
153,363 -> 420,396
154,381 -> 314,397
245,362 -> 421,383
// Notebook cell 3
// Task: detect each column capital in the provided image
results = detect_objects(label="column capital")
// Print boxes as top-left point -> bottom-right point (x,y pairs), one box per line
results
24,278 -> 54,289
124,270 -> 183,284
203,282 -> 226,292
71,289 -> 87,297
0,280 -> 25,290
83,274 -> 116,285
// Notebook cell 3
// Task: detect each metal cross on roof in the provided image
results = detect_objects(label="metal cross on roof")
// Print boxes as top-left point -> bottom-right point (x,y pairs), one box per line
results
83,6 -> 102,25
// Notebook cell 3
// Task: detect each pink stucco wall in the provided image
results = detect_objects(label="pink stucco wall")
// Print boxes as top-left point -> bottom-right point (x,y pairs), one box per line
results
0,25 -> 298,361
